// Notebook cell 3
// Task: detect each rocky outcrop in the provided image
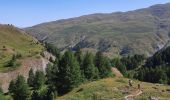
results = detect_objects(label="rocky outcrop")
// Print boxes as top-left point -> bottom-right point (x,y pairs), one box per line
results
0,57 -> 49,93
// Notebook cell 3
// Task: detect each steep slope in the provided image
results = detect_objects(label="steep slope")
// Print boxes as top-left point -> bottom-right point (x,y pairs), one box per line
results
26,3 -> 170,57
134,46 -> 170,84
58,78 -> 170,100
0,24 -> 43,71
0,24 -> 47,92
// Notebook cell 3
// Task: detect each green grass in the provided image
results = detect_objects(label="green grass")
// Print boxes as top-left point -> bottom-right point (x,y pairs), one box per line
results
58,78 -> 127,100
116,78 -> 127,83
58,78 -> 170,100
0,25 -> 44,72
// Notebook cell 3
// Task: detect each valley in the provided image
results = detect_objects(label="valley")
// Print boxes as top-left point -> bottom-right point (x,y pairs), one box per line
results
1,2 -> 170,100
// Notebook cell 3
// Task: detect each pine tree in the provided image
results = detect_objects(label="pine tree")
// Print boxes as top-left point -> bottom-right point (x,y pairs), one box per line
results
31,90 -> 39,100
46,63 -> 54,84
31,88 -> 54,100
27,68 -> 35,87
40,87 -> 53,100
74,48 -> 85,79
58,50 -> 82,94
75,47 -> 83,66
8,80 -> 15,93
34,70 -> 46,90
82,52 -> 99,80
46,63 -> 59,93
95,51 -> 112,78
11,75 -> 30,100
45,42 -> 61,59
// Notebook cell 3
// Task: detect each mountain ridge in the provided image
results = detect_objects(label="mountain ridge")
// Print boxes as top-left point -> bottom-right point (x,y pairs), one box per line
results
25,3 -> 170,57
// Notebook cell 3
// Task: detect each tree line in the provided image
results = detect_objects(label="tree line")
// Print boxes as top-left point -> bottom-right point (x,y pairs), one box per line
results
0,43 -> 150,100
111,54 -> 145,76
134,47 -> 170,84
4,44 -> 113,100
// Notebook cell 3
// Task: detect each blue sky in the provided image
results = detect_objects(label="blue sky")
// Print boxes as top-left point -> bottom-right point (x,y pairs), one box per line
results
0,0 -> 170,27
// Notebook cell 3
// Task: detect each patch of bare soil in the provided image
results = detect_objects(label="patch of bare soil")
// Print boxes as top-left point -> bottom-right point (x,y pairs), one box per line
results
0,57 -> 49,92
111,67 -> 123,77
124,90 -> 142,100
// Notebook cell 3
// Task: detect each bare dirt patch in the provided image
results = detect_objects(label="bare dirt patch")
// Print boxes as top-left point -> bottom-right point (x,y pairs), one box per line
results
0,57 -> 49,92
111,67 -> 123,77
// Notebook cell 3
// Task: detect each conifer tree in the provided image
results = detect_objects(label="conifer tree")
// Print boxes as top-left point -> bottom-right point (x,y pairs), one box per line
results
82,52 -> 99,80
58,50 -> 82,94
95,51 -> 112,78
46,63 -> 59,94
75,47 -> 83,66
31,90 -> 39,100
8,80 -> 15,94
27,68 -> 35,87
11,75 -> 30,100
45,42 -> 61,59
34,70 -> 46,90
74,48 -> 85,79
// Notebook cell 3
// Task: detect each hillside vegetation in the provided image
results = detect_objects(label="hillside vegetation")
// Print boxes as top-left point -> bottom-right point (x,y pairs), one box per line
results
0,44 -> 114,100
1,40 -> 170,100
26,3 -> 170,57
134,46 -> 170,84
59,78 -> 170,100
2,2 -> 170,100
0,25 -> 44,72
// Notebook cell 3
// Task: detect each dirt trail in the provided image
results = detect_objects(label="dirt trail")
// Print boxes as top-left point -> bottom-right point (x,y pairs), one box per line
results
124,90 -> 142,100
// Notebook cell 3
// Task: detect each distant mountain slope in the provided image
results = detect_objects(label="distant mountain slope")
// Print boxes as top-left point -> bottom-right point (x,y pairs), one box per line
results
26,3 -> 170,57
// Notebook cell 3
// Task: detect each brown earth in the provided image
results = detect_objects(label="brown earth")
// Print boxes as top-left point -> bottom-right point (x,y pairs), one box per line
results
111,67 -> 123,77
0,56 -> 49,93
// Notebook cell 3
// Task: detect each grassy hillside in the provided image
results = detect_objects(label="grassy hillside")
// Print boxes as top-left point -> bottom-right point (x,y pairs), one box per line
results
26,3 -> 170,57
0,25 -> 44,72
59,77 -> 170,100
